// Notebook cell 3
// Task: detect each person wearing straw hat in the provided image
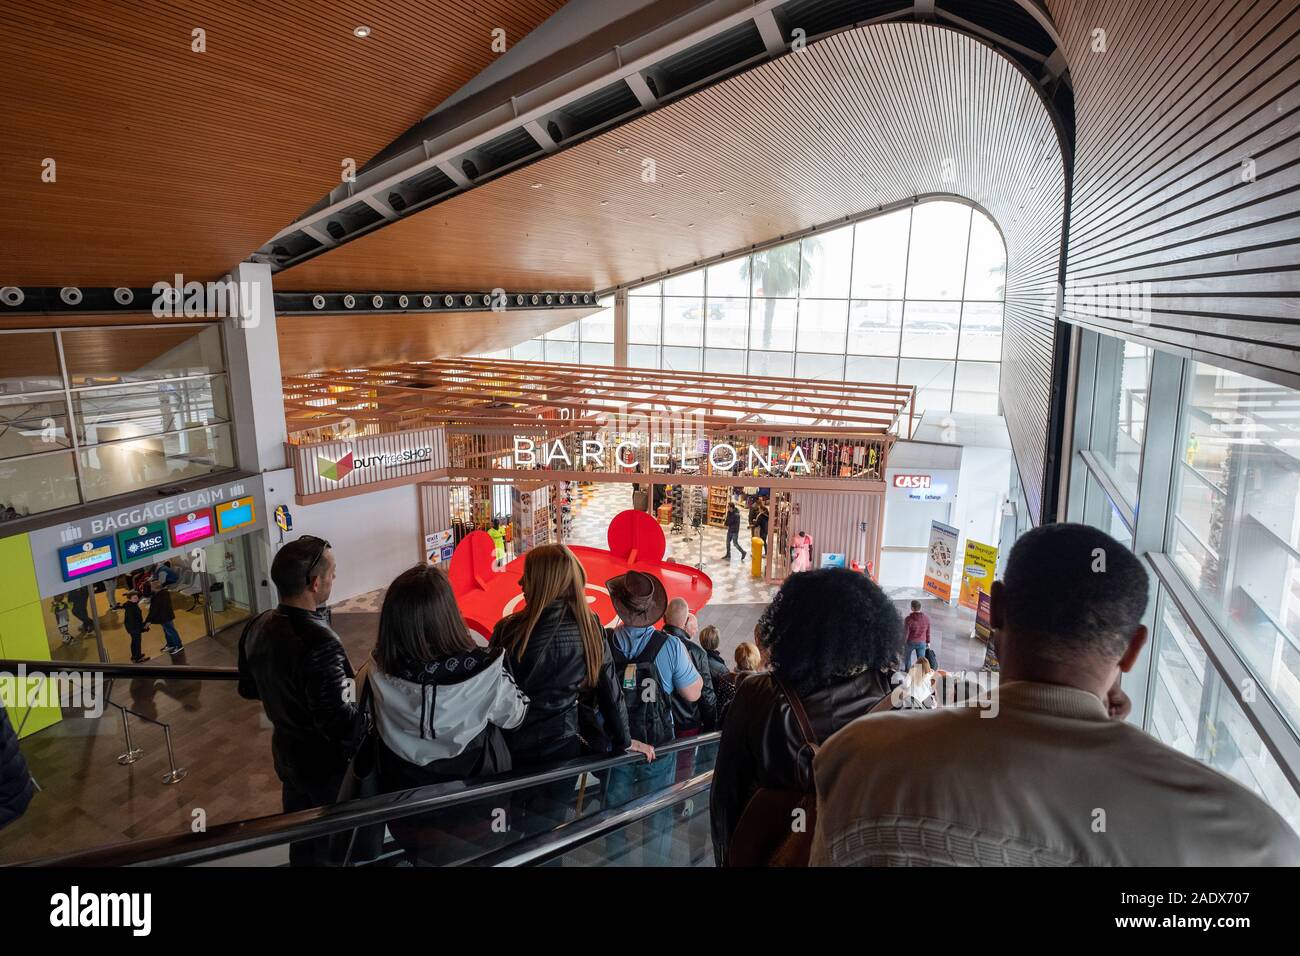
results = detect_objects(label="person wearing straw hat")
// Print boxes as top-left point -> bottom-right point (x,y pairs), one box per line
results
604,569 -> 703,865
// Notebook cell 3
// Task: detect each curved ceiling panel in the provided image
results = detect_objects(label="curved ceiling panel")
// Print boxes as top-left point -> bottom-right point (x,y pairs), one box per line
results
275,21 -> 1066,297
0,0 -> 567,286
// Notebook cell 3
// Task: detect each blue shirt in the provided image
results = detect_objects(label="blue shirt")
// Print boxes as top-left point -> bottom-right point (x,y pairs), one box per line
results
611,624 -> 700,695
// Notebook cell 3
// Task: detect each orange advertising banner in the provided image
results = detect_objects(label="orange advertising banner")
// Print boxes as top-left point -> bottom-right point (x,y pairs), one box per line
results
922,521 -> 959,602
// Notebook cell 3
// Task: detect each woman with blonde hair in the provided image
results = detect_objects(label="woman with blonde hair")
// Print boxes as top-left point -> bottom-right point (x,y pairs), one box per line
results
491,544 -> 633,766
734,642 -> 763,676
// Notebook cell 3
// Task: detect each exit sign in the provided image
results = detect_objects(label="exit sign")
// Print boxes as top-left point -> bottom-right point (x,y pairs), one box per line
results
117,520 -> 169,562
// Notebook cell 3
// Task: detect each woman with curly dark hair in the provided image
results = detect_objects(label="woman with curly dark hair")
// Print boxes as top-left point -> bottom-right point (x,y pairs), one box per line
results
711,568 -> 901,866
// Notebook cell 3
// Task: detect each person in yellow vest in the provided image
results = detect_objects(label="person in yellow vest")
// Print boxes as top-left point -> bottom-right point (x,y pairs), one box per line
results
488,518 -> 507,569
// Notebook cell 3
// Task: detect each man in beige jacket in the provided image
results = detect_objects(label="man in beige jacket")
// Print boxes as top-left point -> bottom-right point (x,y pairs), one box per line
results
811,523 -> 1300,866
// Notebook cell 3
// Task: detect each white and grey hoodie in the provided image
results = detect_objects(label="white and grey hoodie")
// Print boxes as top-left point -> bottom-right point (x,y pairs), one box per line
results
368,648 -> 528,767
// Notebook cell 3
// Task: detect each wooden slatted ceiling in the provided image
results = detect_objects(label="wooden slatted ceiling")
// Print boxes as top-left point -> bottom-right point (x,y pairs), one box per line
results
275,19 -> 1067,521
1050,0 -> 1300,385
275,22 -> 1066,294
0,0 -> 567,286
282,356 -> 914,437
275,308 -> 600,376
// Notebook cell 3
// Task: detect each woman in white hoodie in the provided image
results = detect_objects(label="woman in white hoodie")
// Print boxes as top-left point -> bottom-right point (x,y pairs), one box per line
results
362,564 -> 528,861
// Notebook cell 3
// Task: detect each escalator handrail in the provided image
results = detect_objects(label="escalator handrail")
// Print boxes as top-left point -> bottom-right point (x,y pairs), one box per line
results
24,731 -> 722,867
466,770 -> 714,867
0,658 -> 239,681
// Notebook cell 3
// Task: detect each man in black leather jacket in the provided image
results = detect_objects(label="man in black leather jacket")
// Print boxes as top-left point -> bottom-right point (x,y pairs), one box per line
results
238,535 -> 357,865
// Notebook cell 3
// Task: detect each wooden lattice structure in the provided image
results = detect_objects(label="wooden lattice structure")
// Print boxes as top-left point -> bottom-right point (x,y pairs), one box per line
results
283,356 -> 915,443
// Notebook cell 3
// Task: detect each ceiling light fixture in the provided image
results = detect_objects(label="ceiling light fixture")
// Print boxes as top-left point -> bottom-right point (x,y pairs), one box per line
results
353,25 -> 371,38
531,182 -> 543,189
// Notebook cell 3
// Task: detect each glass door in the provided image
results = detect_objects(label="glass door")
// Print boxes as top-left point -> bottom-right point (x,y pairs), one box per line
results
203,534 -> 255,634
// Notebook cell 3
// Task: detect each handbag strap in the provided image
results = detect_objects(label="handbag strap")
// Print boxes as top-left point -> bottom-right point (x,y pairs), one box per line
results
774,674 -> 819,750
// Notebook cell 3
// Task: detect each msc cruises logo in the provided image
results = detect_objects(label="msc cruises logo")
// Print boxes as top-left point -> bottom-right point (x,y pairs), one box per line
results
317,451 -> 355,482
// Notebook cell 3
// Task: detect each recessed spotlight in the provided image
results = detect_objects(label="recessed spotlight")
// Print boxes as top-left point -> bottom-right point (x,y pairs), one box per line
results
600,200 -> 609,206
353,26 -> 371,38
531,182 -> 543,189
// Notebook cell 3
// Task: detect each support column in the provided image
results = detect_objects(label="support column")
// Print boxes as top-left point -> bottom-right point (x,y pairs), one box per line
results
225,261 -> 288,473
224,261 -> 290,614
613,289 -> 629,366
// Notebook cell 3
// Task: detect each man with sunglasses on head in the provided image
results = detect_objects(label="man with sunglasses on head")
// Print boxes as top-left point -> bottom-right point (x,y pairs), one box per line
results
238,535 -> 357,865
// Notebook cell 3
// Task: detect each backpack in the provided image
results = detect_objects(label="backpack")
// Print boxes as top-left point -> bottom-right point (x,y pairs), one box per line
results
606,628 -> 676,747
726,676 -> 820,867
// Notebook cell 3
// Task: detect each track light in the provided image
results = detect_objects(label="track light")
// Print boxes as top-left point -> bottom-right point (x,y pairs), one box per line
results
113,287 -> 134,305
312,295 -> 326,309
60,287 -> 82,305
0,287 -> 24,306
343,294 -> 356,309
371,295 -> 383,308
398,295 -> 410,308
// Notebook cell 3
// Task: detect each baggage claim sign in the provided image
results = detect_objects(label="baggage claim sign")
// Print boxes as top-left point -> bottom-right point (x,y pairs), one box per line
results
28,475 -> 266,598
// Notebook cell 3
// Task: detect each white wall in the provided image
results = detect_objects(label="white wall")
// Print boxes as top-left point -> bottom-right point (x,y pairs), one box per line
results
951,445 -> 1012,557
289,485 -> 423,604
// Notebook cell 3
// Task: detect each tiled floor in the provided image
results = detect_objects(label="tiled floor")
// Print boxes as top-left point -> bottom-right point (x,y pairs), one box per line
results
567,482 -> 778,605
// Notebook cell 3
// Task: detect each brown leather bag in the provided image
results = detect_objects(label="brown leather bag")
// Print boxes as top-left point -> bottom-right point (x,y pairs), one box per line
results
725,677 -> 820,867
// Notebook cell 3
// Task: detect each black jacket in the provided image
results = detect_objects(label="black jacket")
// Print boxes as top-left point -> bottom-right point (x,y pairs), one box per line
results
710,668 -> 891,866
123,601 -> 145,636
704,648 -> 729,682
145,588 -> 174,624
725,509 -> 740,532
0,703 -> 33,831
663,625 -> 717,734
491,600 -> 631,766
237,605 -> 358,781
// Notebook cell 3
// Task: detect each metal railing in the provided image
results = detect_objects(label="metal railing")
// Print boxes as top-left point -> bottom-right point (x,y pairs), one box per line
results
470,770 -> 714,867
26,731 -> 721,867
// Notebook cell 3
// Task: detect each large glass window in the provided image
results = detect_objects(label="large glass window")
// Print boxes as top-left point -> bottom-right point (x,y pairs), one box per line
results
851,209 -> 910,298
705,298 -> 749,350
62,325 -> 225,386
628,298 -> 662,344
901,301 -> 961,359
1090,337 -> 1151,506
0,324 -> 236,522
796,300 -> 848,354
800,225 -> 854,299
1149,592 -> 1300,832
663,298 -> 704,348
78,423 -> 235,501
0,332 -> 63,393
1169,362 -> 1300,736
905,203 -> 971,300
502,200 -> 1007,424
847,301 -> 903,356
